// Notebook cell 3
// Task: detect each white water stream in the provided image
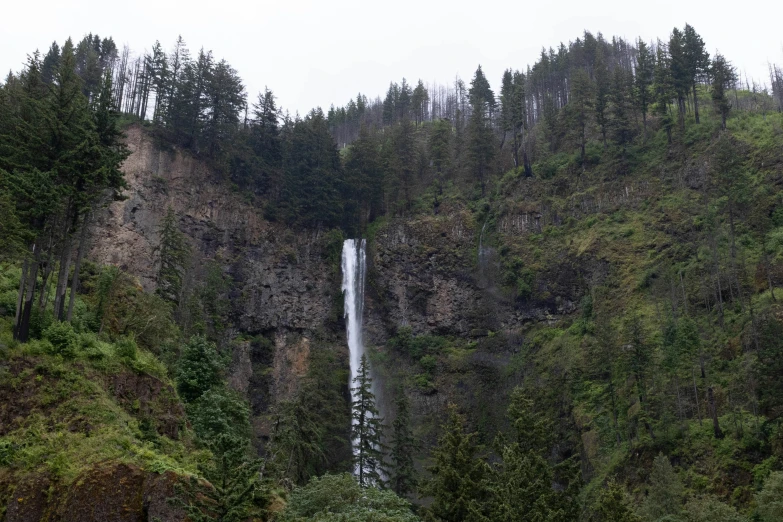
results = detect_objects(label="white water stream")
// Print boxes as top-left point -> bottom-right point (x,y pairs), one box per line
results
341,238 -> 367,406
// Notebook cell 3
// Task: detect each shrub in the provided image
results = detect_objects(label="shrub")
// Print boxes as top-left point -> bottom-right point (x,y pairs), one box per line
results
115,336 -> 138,360
42,321 -> 77,358
280,473 -> 419,522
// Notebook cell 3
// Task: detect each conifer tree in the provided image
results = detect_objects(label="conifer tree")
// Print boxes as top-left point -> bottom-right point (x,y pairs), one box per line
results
156,207 -> 191,306
467,65 -> 496,194
610,67 -> 635,157
389,390 -> 417,496
566,68 -> 593,170
593,481 -> 641,522
653,43 -> 675,144
421,404 -> 489,522
683,24 -> 709,125
486,389 -> 578,522
669,28 -> 689,132
642,453 -> 683,521
594,47 -> 611,147
635,39 -> 654,140
711,53 -> 737,130
352,354 -> 385,487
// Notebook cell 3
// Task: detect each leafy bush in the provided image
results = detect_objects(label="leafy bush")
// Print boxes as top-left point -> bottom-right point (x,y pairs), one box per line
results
43,321 -> 77,358
176,335 -> 224,402
114,336 -> 138,360
756,471 -> 783,522
279,473 -> 419,522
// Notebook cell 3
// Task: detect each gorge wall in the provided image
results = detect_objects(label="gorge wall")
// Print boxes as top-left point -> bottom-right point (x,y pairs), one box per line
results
87,124 -> 583,451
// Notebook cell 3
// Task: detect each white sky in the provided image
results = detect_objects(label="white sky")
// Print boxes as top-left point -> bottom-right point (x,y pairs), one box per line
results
3,0 -> 782,115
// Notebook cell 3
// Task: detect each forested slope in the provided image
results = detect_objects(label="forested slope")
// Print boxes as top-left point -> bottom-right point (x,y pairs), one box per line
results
1,23 -> 783,522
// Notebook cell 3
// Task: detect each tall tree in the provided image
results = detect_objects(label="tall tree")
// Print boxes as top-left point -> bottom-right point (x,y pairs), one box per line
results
467,65 -> 496,194
635,39 -> 654,140
351,354 -> 385,487
683,24 -> 709,125
389,390 -> 417,497
711,53 -> 737,130
421,405 -> 489,522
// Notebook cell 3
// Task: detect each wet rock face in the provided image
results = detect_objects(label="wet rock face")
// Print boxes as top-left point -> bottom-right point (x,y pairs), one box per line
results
90,124 -> 336,337
3,465 -> 191,522
365,213 -> 577,345
108,371 -> 186,439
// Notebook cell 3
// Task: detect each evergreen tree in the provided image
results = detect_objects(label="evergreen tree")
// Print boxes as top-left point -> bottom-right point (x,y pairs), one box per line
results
635,39 -> 654,139
610,67 -> 635,157
593,481 -> 641,522
40,41 -> 60,85
566,68 -> 593,170
467,65 -> 495,194
421,405 -> 489,522
711,53 -> 737,130
486,389 -> 579,522
669,28 -> 689,132
389,390 -> 418,496
352,354 -> 385,487
156,207 -> 191,306
176,335 -> 225,403
653,42 -> 675,144
642,453 -> 684,521
428,118 -> 453,207
594,47 -> 611,147
683,24 -> 709,125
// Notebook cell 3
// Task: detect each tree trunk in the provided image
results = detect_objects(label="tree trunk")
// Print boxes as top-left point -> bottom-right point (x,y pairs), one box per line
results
708,386 -> 723,438
15,257 -> 28,329
67,213 -> 91,322
15,247 -> 41,342
693,83 -> 700,124
53,235 -> 74,322
692,367 -> 702,424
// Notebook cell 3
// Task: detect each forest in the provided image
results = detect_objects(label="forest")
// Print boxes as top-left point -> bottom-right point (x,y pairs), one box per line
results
1,21 -> 783,522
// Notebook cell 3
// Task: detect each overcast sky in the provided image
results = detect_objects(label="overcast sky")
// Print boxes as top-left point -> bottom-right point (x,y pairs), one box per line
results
3,0 -> 782,115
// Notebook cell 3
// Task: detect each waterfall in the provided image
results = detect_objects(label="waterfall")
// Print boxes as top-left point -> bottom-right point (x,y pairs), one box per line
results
342,238 -> 387,480
342,238 -> 367,399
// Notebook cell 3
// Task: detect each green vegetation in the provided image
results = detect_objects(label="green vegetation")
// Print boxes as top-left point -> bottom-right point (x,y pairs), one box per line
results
2,19 -> 783,522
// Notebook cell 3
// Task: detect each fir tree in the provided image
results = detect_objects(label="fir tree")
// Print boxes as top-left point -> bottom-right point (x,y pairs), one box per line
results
352,354 -> 385,487
642,453 -> 683,521
421,404 -> 489,522
156,206 -> 191,306
594,481 -> 641,522
389,390 -> 417,496
635,39 -> 654,140
711,53 -> 737,130
683,24 -> 709,125
594,47 -> 611,147
653,42 -> 675,144
467,65 -> 496,194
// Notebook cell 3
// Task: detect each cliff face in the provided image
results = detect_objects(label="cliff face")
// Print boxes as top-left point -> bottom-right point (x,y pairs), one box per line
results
88,125 -> 582,446
89,125 -> 343,403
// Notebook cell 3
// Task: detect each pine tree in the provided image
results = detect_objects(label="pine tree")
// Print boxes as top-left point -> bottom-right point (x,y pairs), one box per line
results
352,354 -> 385,487
610,67 -> 635,157
635,39 -> 654,140
486,389 -> 577,522
593,481 -> 641,522
389,391 -> 417,496
653,42 -> 675,144
711,53 -> 737,130
156,207 -> 191,306
642,453 -> 683,521
421,404 -> 489,522
669,28 -> 689,133
467,65 -> 496,194
566,68 -> 593,170
594,47 -> 611,147
683,24 -> 709,125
